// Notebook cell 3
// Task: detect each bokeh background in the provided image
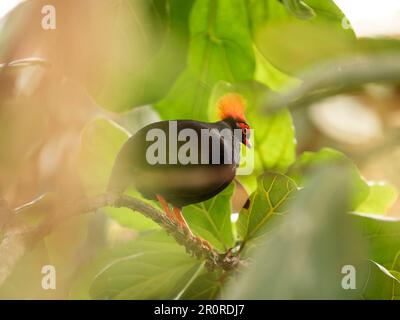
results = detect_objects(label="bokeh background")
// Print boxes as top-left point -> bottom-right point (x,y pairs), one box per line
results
0,0 -> 400,300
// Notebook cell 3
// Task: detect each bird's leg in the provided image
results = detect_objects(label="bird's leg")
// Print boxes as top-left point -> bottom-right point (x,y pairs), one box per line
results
173,207 -> 213,250
172,207 -> 192,235
156,195 -> 174,221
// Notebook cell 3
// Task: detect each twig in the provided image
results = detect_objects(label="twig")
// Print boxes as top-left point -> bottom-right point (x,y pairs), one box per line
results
77,194 -> 242,272
0,193 -> 241,287
262,53 -> 400,114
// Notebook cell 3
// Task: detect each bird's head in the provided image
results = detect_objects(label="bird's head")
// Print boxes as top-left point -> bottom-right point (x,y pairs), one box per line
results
218,93 -> 251,148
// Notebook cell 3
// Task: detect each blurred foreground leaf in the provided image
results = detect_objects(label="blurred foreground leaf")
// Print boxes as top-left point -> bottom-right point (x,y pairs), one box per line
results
227,166 -> 367,299
78,118 -> 129,196
0,213 -> 90,299
78,118 -> 160,231
0,0 -> 193,112
228,165 -> 400,299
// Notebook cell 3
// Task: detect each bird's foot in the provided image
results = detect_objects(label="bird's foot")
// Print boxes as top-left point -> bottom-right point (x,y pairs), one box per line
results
199,238 -> 213,251
172,207 -> 192,233
172,207 -> 214,250
155,198 -> 214,250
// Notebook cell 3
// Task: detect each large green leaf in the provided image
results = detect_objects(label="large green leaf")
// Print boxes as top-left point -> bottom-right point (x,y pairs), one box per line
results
250,0 -> 355,74
183,183 -> 235,253
237,172 -> 297,244
342,213 -> 400,300
351,212 -> 400,268
88,231 -> 201,299
252,109 -> 295,172
72,231 -> 224,300
226,166 -> 368,299
179,268 -> 223,300
105,188 -> 161,232
229,166 -> 400,299
156,0 -> 255,121
105,207 -> 159,231
240,83 -> 296,173
209,81 -> 297,177
356,183 -> 398,215
289,148 -> 369,209
254,45 -> 301,91
362,261 -> 400,300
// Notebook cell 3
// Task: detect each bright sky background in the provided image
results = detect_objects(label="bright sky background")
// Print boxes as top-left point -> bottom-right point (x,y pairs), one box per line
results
0,0 -> 400,37
334,0 -> 400,37
0,0 -> 23,19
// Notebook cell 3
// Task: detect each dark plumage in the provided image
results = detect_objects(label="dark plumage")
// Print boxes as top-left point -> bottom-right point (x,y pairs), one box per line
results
108,117 -> 245,208
107,93 -> 251,241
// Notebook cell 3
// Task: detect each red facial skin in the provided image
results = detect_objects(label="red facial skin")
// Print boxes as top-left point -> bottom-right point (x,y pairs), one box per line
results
238,121 -> 251,148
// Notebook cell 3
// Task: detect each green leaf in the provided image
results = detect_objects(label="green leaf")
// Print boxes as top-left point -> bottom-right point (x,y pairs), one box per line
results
71,232 -> 222,300
252,0 -> 355,74
226,166 -> 368,299
155,0 -> 255,121
282,0 -> 315,20
104,189 -> 160,231
105,207 -> 159,231
254,45 -> 301,91
78,118 -> 129,196
209,81 -> 297,174
351,212 -> 400,268
237,173 -> 297,244
252,109 -> 296,172
356,183 -> 398,215
179,269 -> 223,300
289,148 -> 369,209
362,261 -> 400,300
227,167 -> 400,299
112,0 -> 195,110
183,183 -> 235,253
88,231 -> 201,300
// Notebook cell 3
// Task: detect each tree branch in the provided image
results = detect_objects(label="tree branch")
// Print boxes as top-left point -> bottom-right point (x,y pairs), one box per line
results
0,193 -> 241,287
262,53 -> 400,114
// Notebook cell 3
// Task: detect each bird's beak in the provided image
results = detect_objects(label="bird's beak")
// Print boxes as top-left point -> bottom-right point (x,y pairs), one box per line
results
245,139 -> 252,149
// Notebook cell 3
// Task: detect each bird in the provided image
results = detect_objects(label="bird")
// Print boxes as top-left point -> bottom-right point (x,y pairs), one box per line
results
108,93 -> 251,243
